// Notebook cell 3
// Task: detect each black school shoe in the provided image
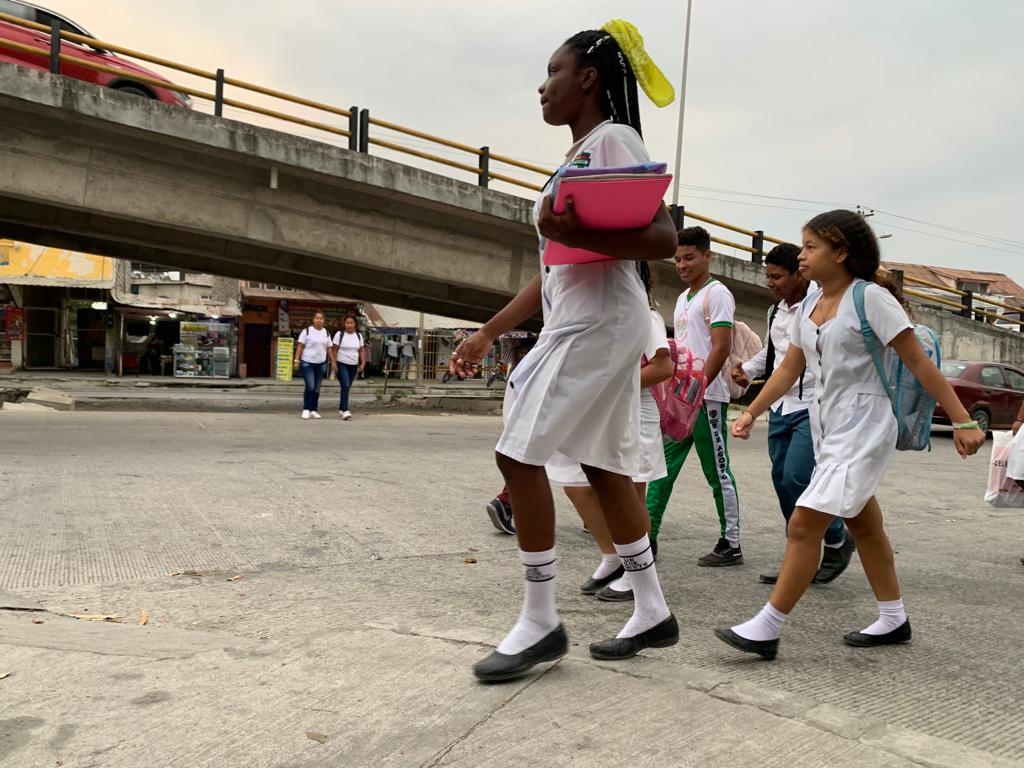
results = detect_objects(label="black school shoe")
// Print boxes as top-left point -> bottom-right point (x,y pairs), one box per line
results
758,571 -> 780,584
589,614 -> 679,660
595,583 -> 634,602
814,536 -> 856,584
485,498 -> 515,535
580,566 -> 624,595
842,619 -> 912,648
713,627 -> 779,660
473,624 -> 569,682
698,538 -> 744,567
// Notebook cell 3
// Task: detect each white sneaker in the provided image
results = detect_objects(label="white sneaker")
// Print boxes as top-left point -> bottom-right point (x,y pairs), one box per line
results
301,410 -> 311,419
310,411 -> 322,419
342,411 -> 352,421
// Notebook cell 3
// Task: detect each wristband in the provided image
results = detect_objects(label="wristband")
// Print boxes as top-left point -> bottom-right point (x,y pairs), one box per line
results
952,421 -> 980,430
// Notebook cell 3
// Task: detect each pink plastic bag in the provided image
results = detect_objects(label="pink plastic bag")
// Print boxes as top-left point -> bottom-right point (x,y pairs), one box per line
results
984,430 -> 1024,508
651,338 -> 707,442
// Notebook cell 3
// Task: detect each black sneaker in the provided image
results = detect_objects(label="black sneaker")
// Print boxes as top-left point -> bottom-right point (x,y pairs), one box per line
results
698,537 -> 743,567
485,498 -> 515,535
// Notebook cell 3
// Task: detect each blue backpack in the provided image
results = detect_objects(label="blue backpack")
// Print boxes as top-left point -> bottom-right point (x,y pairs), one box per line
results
853,280 -> 940,451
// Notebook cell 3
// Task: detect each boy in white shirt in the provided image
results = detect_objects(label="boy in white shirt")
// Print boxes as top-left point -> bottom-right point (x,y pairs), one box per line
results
732,244 -> 854,584
647,227 -> 742,565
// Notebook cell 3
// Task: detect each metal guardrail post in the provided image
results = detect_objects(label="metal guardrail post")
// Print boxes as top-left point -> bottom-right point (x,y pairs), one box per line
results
890,268 -> 904,290
478,146 -> 490,188
48,19 -> 61,74
348,106 -> 359,151
670,205 -> 684,231
752,230 -> 764,264
358,109 -> 369,153
961,289 -> 974,320
214,69 -> 225,117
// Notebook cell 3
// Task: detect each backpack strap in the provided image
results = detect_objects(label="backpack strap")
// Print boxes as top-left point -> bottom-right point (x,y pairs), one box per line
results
763,301 -> 780,377
853,280 -> 896,410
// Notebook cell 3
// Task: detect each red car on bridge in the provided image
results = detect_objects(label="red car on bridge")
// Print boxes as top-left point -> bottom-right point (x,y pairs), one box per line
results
0,0 -> 190,108
934,360 -> 1024,433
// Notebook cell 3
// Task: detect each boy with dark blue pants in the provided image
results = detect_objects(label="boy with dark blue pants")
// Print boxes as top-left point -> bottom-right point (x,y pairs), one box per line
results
733,244 -> 854,584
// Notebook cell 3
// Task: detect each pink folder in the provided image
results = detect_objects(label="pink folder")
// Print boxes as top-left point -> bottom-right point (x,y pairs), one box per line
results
543,173 -> 673,266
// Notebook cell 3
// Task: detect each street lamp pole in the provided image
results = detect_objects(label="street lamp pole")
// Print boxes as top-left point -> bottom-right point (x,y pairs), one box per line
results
670,0 -> 694,224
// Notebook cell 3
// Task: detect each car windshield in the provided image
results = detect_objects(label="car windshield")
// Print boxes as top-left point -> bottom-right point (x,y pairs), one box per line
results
940,362 -> 969,379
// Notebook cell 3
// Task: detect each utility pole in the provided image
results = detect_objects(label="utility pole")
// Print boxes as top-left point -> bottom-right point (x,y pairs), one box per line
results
670,0 -> 694,224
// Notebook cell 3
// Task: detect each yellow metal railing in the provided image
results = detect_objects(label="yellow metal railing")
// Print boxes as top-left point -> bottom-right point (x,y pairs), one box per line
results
0,10 -> 1020,330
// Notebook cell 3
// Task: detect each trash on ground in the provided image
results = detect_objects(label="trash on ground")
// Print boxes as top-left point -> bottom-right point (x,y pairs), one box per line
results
64,613 -> 125,623
305,731 -> 328,744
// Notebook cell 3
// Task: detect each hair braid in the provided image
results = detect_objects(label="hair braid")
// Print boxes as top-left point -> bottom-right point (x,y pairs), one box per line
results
564,30 -> 643,137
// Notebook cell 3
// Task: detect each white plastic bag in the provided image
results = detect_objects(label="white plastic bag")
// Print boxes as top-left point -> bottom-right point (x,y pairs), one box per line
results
1008,428 -> 1024,481
985,430 -> 1024,508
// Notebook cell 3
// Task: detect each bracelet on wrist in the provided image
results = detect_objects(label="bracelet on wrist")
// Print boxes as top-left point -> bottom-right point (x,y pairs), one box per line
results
952,421 -> 981,430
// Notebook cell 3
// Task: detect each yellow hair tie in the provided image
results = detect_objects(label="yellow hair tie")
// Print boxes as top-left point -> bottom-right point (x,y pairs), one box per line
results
601,19 -> 675,108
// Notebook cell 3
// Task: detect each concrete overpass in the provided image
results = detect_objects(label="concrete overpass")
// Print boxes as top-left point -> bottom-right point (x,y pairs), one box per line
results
1,63 -> 1021,362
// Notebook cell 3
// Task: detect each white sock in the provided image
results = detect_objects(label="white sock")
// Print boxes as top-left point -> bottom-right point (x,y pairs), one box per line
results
732,602 -> 787,642
861,598 -> 907,636
607,573 -> 631,593
496,548 -> 560,655
614,536 -> 670,638
592,554 -> 621,580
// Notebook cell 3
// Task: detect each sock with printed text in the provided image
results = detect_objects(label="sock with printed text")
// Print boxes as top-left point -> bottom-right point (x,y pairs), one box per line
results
496,548 -> 560,655
614,535 -> 670,638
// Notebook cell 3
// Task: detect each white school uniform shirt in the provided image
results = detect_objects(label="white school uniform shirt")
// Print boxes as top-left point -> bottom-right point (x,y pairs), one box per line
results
674,278 -> 735,404
741,296 -> 817,415
496,122 -> 650,475
547,309 -> 670,486
297,326 -> 332,364
332,331 -> 363,366
791,281 -> 913,518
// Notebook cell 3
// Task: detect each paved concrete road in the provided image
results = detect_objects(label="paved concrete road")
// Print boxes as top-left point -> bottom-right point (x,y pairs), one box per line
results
0,410 -> 1021,768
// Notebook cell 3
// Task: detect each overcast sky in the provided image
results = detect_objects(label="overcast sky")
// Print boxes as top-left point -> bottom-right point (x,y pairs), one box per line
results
50,0 -> 1024,288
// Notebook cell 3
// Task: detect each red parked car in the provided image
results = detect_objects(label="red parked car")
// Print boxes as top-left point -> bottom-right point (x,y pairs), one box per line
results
0,0 -> 190,108
934,361 -> 1024,433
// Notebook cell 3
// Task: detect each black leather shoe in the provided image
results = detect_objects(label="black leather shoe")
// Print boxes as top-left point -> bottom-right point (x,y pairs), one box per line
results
580,566 -> 624,595
814,536 -> 856,584
473,625 -> 568,682
595,584 -> 634,602
589,614 -> 678,660
842,619 -> 911,648
758,572 -> 779,584
713,627 -> 779,660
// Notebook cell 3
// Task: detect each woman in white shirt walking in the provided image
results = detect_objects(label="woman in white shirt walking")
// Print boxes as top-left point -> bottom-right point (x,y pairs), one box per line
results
293,311 -> 333,420
332,314 -> 365,420
718,209 -> 985,660
450,21 -> 679,682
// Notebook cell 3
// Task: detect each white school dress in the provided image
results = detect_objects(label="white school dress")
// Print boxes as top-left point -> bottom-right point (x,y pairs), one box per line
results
547,309 -> 670,486
791,281 -> 913,517
495,122 -> 651,476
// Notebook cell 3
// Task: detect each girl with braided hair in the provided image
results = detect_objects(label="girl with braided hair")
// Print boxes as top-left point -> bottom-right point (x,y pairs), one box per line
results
450,21 -> 678,682
718,209 -> 986,660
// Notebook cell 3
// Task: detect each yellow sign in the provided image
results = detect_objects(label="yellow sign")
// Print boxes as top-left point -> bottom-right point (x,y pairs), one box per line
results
0,240 -> 115,287
276,337 -> 294,382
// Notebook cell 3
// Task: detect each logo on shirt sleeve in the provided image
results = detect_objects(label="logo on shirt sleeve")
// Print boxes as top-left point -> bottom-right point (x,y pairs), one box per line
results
568,151 -> 592,168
